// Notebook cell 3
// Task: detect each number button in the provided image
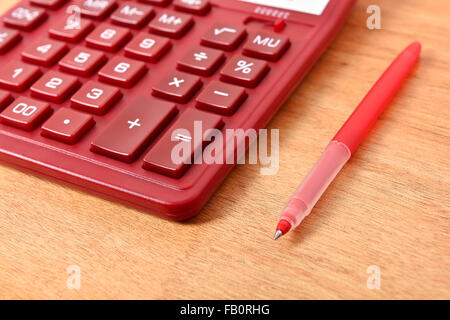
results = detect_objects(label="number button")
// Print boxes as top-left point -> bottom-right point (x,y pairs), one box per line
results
0,96 -> 52,131
152,71 -> 202,103
86,23 -> 132,52
220,55 -> 269,88
0,90 -> 13,111
22,40 -> 69,67
49,15 -> 94,43
196,80 -> 247,115
3,6 -> 47,31
201,23 -> 247,51
124,32 -> 171,63
149,10 -> 194,38
143,109 -> 223,178
0,61 -> 42,92
111,3 -> 154,29
41,108 -> 95,144
30,71 -> 80,103
91,97 -> 178,163
243,31 -> 290,61
71,81 -> 122,115
177,46 -> 225,76
174,0 -> 211,15
59,46 -> 107,76
79,0 -> 118,20
98,56 -> 147,88
0,27 -> 21,54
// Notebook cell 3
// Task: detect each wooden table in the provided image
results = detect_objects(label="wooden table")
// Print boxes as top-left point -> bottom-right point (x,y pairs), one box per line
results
0,0 -> 449,299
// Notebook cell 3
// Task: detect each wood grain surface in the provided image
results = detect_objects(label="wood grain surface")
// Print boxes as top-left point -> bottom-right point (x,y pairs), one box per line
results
0,0 -> 449,299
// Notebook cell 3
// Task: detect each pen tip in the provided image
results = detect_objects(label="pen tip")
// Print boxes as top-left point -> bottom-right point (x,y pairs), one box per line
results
273,230 -> 283,240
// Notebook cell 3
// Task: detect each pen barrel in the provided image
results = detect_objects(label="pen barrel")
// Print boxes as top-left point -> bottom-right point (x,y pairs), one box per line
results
281,141 -> 351,228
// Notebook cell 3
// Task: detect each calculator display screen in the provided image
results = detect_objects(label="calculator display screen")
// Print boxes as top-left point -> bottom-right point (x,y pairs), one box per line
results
239,0 -> 330,15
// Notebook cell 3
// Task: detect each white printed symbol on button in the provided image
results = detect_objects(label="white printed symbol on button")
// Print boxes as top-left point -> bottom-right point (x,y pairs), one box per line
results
214,90 -> 229,97
128,118 -> 141,129
159,14 -> 182,25
63,119 -> 71,125
169,77 -> 185,88
214,27 -> 236,35
175,133 -> 192,142
235,60 -> 253,74
121,5 -> 144,16
194,52 -> 208,61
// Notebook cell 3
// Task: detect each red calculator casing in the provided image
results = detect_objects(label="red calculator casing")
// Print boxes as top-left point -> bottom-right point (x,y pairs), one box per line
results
0,0 -> 355,220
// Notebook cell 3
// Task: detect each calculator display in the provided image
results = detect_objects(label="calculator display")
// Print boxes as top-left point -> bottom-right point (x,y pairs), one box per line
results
239,0 -> 330,15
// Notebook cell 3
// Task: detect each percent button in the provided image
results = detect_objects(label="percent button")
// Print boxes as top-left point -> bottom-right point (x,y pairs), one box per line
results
220,55 -> 269,88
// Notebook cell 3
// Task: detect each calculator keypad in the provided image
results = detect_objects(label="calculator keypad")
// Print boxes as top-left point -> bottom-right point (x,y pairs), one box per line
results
0,62 -> 42,92
30,71 -> 80,103
91,97 -> 177,163
71,81 -> 122,115
49,16 -> 94,43
98,56 -> 148,88
59,47 -> 107,77
177,46 -> 225,76
41,108 -> 95,144
149,10 -> 193,38
22,39 -> 69,67
111,3 -> 154,28
3,6 -> 47,31
201,23 -> 247,51
0,96 -> 52,131
152,71 -> 202,103
0,27 -> 21,54
220,55 -> 269,88
0,0 -> 290,180
86,23 -> 132,52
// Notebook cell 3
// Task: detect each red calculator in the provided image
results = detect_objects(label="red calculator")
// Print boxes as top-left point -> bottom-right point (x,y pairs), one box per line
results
0,0 -> 355,220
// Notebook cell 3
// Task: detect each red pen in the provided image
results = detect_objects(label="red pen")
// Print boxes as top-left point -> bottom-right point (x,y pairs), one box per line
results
274,42 -> 421,240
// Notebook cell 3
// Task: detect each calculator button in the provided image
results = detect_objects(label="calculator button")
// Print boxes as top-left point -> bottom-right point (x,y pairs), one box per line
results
0,62 -> 42,92
177,46 -> 225,76
243,31 -> 290,61
22,40 -> 69,67
149,10 -> 193,38
174,0 -> 210,15
59,47 -> 107,77
0,27 -> 21,54
71,81 -> 122,115
30,0 -> 67,9
0,90 -> 13,111
79,0 -> 118,20
143,109 -> 223,178
98,56 -> 148,88
111,3 -> 154,29
201,24 -> 246,51
3,6 -> 47,31
49,16 -> 94,43
152,71 -> 202,103
196,81 -> 247,116
86,24 -> 132,52
220,55 -> 269,88
31,71 -> 80,103
140,0 -> 171,6
124,33 -> 171,63
91,97 -> 178,163
0,97 -> 52,131
41,108 -> 95,144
